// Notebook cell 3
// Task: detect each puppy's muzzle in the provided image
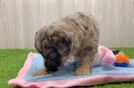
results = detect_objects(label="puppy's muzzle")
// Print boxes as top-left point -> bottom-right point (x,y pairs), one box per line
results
44,47 -> 62,73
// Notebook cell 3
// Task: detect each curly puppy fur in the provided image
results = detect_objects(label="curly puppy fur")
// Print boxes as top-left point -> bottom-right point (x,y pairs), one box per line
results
33,12 -> 99,76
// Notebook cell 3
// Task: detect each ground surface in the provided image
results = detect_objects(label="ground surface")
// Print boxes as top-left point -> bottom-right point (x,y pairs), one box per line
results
0,48 -> 134,88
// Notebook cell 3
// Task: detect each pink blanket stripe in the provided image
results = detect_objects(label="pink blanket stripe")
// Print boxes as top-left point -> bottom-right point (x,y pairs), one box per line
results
8,75 -> 134,88
17,52 -> 35,79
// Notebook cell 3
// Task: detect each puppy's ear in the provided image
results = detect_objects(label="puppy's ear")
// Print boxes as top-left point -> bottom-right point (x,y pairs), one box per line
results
35,27 -> 48,53
35,32 -> 42,53
35,40 -> 42,53
35,29 -> 46,53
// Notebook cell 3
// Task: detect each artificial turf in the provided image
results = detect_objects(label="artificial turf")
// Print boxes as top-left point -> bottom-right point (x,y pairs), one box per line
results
0,48 -> 134,88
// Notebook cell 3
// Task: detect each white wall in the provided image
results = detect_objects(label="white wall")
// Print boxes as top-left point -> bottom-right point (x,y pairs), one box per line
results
0,0 -> 134,48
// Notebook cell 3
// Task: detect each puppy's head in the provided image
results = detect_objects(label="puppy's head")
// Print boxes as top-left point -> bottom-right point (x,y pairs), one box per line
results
35,24 -> 72,73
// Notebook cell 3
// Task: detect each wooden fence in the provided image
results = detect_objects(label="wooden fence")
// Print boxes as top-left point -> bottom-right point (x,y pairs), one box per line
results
0,0 -> 134,48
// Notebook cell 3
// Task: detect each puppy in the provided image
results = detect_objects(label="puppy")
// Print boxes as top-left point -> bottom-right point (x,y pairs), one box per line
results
33,12 -> 99,76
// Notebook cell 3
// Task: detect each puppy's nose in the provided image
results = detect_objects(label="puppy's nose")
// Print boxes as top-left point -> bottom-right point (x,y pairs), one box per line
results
45,59 -> 58,73
49,51 -> 60,59
44,50 -> 61,73
48,50 -> 62,66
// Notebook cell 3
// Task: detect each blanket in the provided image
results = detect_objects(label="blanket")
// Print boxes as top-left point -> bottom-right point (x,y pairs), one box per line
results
8,53 -> 134,88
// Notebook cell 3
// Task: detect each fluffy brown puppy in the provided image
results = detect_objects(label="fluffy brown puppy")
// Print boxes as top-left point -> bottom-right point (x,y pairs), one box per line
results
33,12 -> 99,76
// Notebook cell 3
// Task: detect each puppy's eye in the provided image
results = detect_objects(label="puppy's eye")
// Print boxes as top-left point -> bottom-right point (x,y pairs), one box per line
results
87,46 -> 93,51
44,44 -> 49,48
42,40 -> 48,48
61,38 -> 66,44
84,26 -> 88,30
61,38 -> 71,45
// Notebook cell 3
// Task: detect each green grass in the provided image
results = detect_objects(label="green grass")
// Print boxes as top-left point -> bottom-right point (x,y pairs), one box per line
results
0,49 -> 36,88
0,48 -> 134,88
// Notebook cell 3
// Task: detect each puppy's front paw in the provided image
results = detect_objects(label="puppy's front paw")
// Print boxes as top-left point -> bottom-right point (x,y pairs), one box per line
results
32,68 -> 47,76
75,67 -> 90,75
